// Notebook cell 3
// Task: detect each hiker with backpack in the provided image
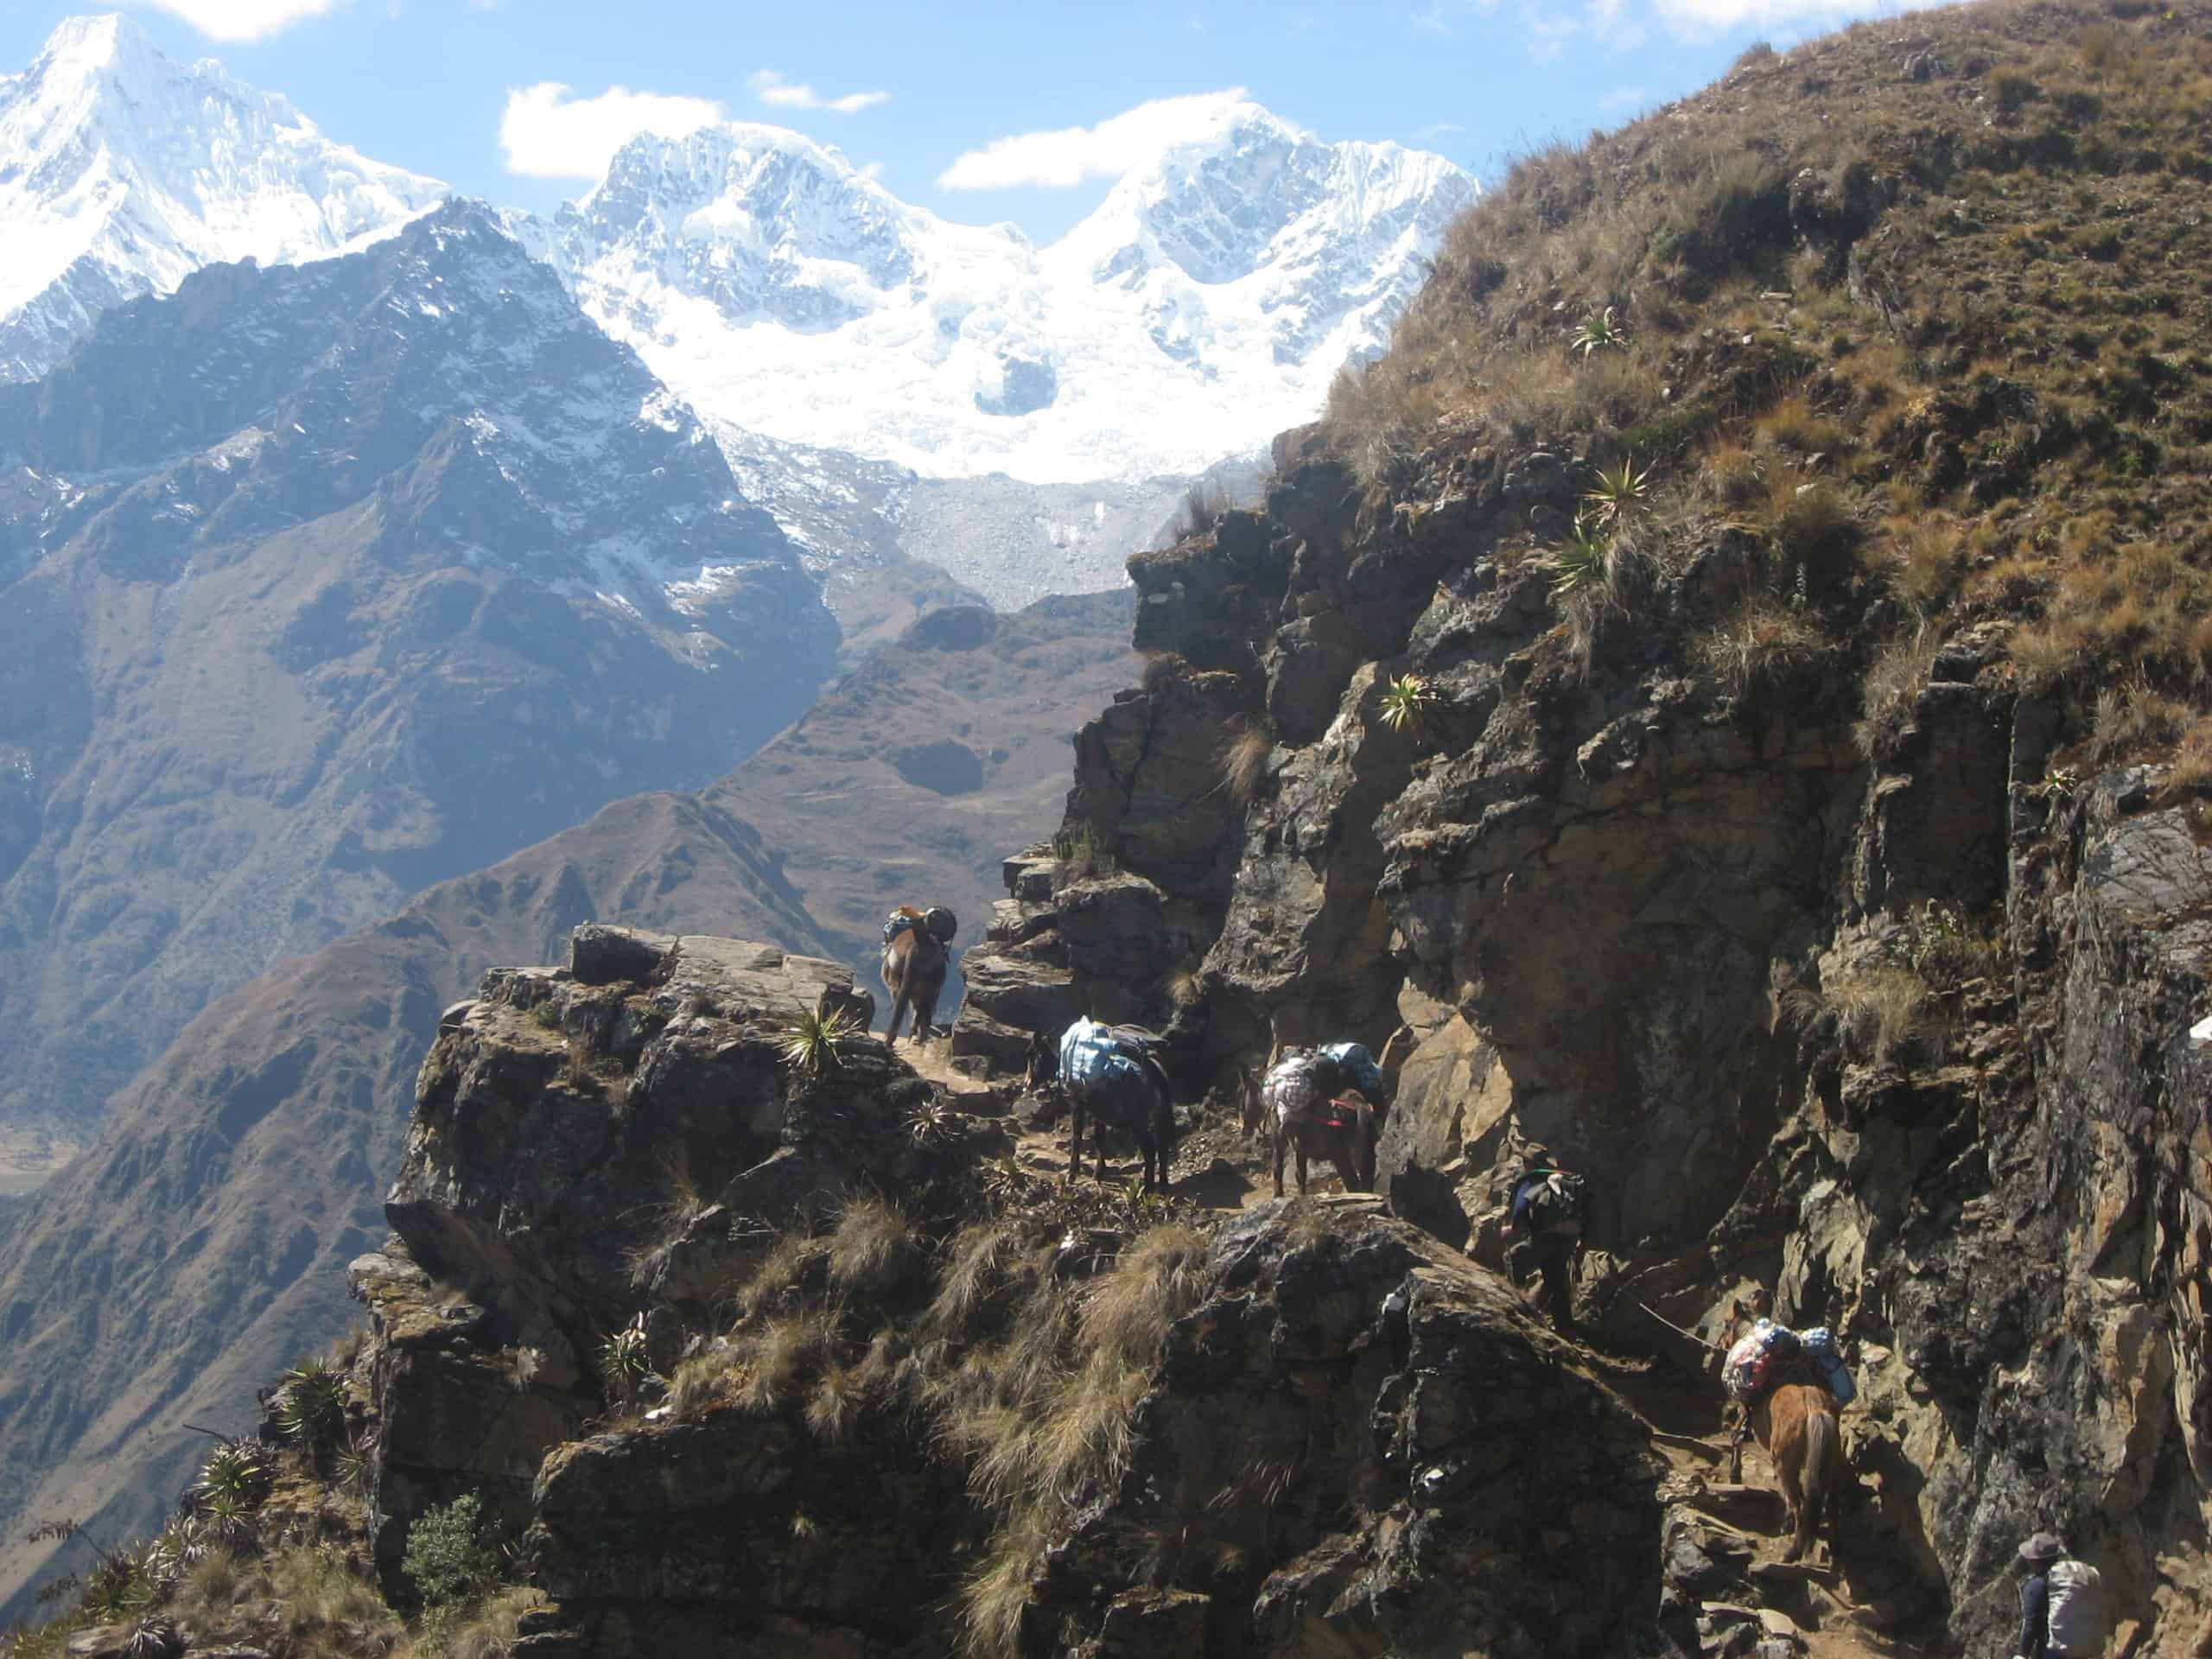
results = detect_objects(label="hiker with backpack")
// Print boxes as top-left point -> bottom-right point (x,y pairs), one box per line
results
1506,1151 -> 1586,1328
2012,1532 -> 2107,1659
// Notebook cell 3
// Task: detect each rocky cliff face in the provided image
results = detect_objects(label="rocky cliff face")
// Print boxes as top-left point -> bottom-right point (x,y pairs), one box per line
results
946,406 -> 2212,1653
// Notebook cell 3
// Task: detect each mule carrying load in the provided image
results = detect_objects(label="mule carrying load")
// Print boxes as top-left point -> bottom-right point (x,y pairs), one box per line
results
1725,1296 -> 1850,1563
1264,1042 -> 1390,1198
1052,1017 -> 1178,1193
880,906 -> 957,1045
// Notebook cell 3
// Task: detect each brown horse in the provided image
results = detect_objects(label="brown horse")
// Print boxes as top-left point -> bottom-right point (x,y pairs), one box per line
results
1728,1294 -> 1844,1564
882,908 -> 949,1045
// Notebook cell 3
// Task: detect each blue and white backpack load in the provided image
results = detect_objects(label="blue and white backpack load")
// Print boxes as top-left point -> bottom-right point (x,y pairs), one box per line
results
1724,1317 -> 1855,1404
883,906 -> 957,946
1059,1016 -> 1150,1092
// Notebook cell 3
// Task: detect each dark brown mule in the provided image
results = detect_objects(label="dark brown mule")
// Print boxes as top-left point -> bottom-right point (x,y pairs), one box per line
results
882,908 -> 949,1045
1271,1096 -> 1378,1197
1728,1294 -> 1844,1564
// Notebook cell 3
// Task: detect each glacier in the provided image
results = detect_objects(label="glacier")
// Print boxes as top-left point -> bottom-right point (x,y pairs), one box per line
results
522,103 -> 1477,486
0,13 -> 447,383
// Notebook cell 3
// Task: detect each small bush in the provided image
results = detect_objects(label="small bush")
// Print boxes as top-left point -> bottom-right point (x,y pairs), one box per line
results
273,1357 -> 351,1451
780,1000 -> 861,1076
1377,674 -> 1438,734
1732,40 -> 1777,70
402,1494 -> 502,1618
597,1314 -> 656,1410
1991,67 -> 2040,116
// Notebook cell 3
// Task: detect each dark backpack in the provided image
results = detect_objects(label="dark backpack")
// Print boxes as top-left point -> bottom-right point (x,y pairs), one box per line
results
1515,1170 -> 1586,1236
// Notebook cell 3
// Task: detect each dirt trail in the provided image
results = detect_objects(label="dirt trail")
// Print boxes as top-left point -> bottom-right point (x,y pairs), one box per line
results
900,1033 -> 1909,1656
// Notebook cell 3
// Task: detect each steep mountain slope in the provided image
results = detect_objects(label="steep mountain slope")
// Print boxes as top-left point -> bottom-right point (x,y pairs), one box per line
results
0,199 -> 838,1167
0,791 -> 835,1624
946,2 -> 2212,1650
0,13 -> 445,383
0,590 -> 1136,1620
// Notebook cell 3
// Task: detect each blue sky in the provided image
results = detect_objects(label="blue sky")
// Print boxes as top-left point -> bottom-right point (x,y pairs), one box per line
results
5,0 -> 1938,239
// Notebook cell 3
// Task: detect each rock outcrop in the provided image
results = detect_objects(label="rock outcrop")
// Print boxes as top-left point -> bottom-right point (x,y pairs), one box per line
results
341,927 -> 1674,1656
950,401 -> 2212,1652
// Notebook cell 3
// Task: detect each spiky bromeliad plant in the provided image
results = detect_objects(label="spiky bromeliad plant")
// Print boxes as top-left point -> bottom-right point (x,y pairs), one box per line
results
598,1313 -> 656,1410
1571,306 -> 1629,357
780,1001 -> 861,1076
1580,457 -> 1653,527
192,1440 -> 271,1510
1546,519 -> 1611,599
1378,674 -> 1437,734
275,1356 -> 350,1450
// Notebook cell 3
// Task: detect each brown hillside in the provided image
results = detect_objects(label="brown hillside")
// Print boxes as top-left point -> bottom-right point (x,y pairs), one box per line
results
1333,0 -> 2212,768
0,592 -> 1138,1620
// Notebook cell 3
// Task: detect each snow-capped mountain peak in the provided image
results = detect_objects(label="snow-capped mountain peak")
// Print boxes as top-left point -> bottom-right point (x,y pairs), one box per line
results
0,12 -> 447,382
524,100 -> 1476,485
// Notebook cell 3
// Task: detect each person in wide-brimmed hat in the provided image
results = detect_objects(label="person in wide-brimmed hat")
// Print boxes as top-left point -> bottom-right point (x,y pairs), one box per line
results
2012,1531 -> 2107,1659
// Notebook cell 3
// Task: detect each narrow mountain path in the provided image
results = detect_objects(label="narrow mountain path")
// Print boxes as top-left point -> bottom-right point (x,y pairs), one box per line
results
900,1033 -> 1916,1657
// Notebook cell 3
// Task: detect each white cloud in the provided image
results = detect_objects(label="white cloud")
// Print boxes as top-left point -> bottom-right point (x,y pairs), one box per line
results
938,90 -> 1249,191
129,0 -> 343,40
747,70 -> 888,115
1599,85 -> 1657,111
1651,0 -> 1945,33
499,82 -> 725,181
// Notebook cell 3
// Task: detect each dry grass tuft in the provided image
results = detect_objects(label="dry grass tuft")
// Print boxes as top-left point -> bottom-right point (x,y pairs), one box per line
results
664,1344 -> 738,1417
927,1224 -> 1020,1338
826,1195 -> 916,1295
1075,1225 -> 1210,1374
2089,678 -> 2190,766
434,1586 -> 549,1659
1220,721 -> 1272,807
1702,442 -> 1767,509
742,1230 -> 829,1317
735,1306 -> 842,1415
957,1519 -> 1051,1659
2166,713 -> 2212,798
805,1359 -> 867,1443
1694,598 -> 1828,701
1857,626 -> 1942,759
1825,966 -> 1948,1068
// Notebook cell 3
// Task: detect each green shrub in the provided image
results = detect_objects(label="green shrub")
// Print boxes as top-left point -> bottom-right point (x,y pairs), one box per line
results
402,1494 -> 502,1620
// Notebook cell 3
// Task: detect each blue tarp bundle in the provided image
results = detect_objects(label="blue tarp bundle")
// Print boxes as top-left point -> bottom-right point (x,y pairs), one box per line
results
1060,1017 -> 1146,1091
1319,1041 -> 1389,1102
